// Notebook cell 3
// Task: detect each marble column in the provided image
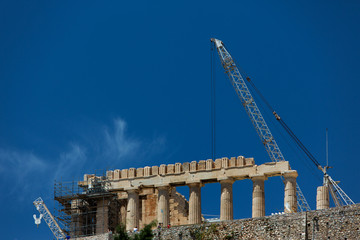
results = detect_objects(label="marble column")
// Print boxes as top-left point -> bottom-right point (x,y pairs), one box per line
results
119,199 -> 127,225
251,175 -> 266,218
71,199 -> 83,237
188,183 -> 202,224
316,185 -> 329,210
220,180 -> 234,221
157,186 -> 170,226
126,189 -> 139,231
283,170 -> 298,213
96,198 -> 109,234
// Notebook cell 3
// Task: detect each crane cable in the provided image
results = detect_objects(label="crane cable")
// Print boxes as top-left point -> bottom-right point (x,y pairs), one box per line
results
246,77 -> 322,168
210,41 -> 216,161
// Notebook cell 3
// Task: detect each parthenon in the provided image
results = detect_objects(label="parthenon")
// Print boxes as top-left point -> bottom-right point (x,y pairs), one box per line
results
55,156 -> 298,237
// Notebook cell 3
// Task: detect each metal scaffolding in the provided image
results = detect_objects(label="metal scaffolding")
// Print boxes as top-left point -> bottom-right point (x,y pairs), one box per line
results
54,172 -> 120,238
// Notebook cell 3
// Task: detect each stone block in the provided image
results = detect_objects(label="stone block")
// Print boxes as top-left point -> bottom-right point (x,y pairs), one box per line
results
182,162 -> 190,172
136,168 -> 144,177
190,161 -> 197,172
117,191 -> 128,199
114,169 -> 121,179
128,168 -> 136,178
167,164 -> 175,174
229,157 -> 236,167
215,158 -> 222,169
121,169 -> 128,179
159,164 -> 166,175
237,156 -> 245,166
106,170 -> 114,180
175,163 -> 182,173
245,157 -> 254,166
152,166 -> 159,175
198,160 -> 206,170
222,157 -> 229,169
206,159 -> 213,170
144,166 -> 151,176
140,188 -> 154,195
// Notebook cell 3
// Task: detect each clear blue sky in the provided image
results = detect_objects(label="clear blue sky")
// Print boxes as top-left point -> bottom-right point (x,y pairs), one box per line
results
1,1 -> 359,239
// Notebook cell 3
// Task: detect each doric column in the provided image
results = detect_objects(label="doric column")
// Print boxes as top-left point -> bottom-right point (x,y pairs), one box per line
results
96,198 -> 109,234
157,185 -> 170,226
283,170 -> 298,213
316,185 -> 329,210
220,179 -> 234,221
126,189 -> 139,231
119,199 -> 127,225
251,175 -> 267,218
188,183 -> 202,224
71,199 -> 83,237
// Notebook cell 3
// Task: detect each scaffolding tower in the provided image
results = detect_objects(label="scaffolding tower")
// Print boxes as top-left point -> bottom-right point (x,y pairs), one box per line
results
54,172 -> 120,238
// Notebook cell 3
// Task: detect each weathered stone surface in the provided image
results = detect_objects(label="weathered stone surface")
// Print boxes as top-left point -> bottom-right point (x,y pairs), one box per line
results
144,166 -> 151,177
106,171 -> 114,180
113,169 -> 121,179
251,175 -> 266,218
152,166 -> 159,175
128,168 -> 136,178
190,161 -> 197,172
121,169 -> 128,179
74,233 -> 111,240
175,163 -> 182,173
283,170 -> 298,213
182,162 -> 190,172
245,157 -> 254,166
317,185 -> 329,210
214,158 -> 222,169
198,160 -> 206,170
220,180 -> 234,221
153,204 -> 360,240
237,156 -> 245,166
159,164 -> 166,175
221,157 -> 229,169
136,168 -> 143,177
167,164 -> 175,174
206,159 -> 213,170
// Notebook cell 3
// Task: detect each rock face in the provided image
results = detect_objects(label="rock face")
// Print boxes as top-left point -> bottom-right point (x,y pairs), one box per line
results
154,204 -> 360,240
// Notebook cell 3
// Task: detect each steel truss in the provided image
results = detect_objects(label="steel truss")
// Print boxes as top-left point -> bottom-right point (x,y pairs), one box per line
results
211,38 -> 311,212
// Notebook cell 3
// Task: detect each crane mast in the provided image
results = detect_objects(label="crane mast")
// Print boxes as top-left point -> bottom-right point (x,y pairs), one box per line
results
211,38 -> 311,212
33,197 -> 67,240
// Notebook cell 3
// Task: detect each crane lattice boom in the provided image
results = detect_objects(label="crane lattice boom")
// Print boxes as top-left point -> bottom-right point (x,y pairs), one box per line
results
33,197 -> 66,240
211,38 -> 311,212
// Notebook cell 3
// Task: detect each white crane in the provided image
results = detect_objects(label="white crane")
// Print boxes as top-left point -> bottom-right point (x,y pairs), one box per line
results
211,38 -> 355,210
33,197 -> 68,240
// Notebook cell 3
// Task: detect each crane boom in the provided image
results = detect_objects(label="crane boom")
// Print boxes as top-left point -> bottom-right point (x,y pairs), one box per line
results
211,38 -> 311,212
33,197 -> 66,240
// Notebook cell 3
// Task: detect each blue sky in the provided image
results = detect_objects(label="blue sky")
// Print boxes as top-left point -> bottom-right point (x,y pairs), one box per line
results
1,1 -> 359,239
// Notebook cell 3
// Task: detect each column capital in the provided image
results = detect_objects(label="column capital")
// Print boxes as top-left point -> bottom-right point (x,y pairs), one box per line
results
186,181 -> 203,187
282,170 -> 298,179
250,174 -> 268,181
218,178 -> 235,184
125,188 -> 139,193
155,184 -> 171,189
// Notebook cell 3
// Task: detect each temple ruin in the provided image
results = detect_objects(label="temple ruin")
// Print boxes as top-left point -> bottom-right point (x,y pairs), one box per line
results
54,156 -> 298,238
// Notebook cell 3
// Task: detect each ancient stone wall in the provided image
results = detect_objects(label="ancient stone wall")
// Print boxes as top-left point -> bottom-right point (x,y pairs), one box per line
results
74,233 -> 112,240
154,204 -> 360,240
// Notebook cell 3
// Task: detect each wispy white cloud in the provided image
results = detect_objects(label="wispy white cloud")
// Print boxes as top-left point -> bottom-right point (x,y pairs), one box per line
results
102,118 -> 140,161
0,117 -> 167,201
0,149 -> 47,176
53,143 -> 87,181
0,149 -> 48,198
